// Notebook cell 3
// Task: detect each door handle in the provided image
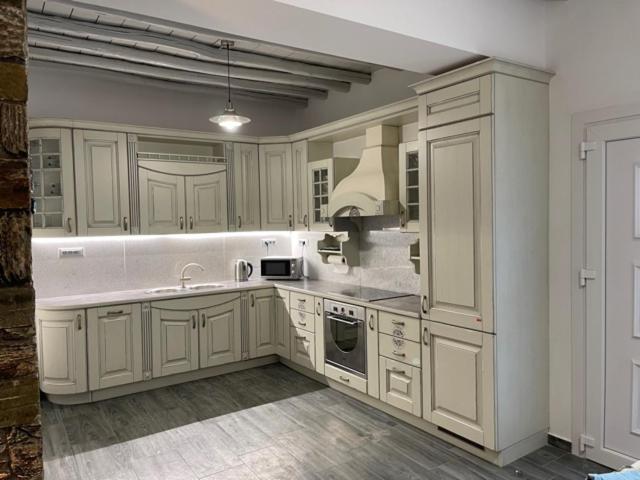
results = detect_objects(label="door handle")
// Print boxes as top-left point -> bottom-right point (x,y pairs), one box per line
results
123,216 -> 128,231
369,314 -> 375,331
189,216 -> 194,230
421,296 -> 428,315
179,216 -> 185,230
295,335 -> 307,341
201,313 -> 206,328
250,293 -> 255,307
303,214 -> 308,228
192,314 -> 196,329
391,367 -> 406,375
106,310 -> 124,316
392,351 -> 406,357
288,214 -> 293,229
76,314 -> 82,331
423,327 -> 429,346
66,217 -> 73,233
339,376 -> 350,383
316,302 -> 321,315
238,215 -> 242,229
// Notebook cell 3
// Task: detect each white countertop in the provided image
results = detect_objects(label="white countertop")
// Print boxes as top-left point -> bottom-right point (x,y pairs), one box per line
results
36,279 -> 421,319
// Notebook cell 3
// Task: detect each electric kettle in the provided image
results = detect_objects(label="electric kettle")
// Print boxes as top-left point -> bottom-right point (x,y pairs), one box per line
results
234,259 -> 253,282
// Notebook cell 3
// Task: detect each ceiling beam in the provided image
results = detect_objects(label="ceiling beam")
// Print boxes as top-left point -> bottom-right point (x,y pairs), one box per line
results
28,47 -> 319,103
28,30 -> 346,94
27,10 -> 372,85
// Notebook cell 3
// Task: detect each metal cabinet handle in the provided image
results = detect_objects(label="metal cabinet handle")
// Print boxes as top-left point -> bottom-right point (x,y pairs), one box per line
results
189,216 -> 194,230
238,215 -> 242,229
192,314 -> 196,329
295,335 -> 307,341
76,314 -> 82,330
288,214 -> 293,229
369,314 -> 375,331
303,214 -> 308,228
106,310 -> 124,316
123,216 -> 128,231
339,376 -> 350,383
180,216 -> 185,230
202,313 -> 206,328
66,217 -> 73,233
421,296 -> 428,315
391,367 -> 406,375
316,302 -> 321,315
391,319 -> 405,326
298,320 -> 307,326
392,351 -> 406,357
423,327 -> 429,346
250,293 -> 255,307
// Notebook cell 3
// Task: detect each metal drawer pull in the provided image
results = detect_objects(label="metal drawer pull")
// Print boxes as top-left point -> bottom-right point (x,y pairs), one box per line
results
295,335 -> 307,341
339,376 -> 350,383
423,327 -> 429,346
369,315 -> 375,331
250,294 -> 255,307
123,216 -> 128,231
76,314 -> 82,330
179,216 -> 184,230
303,214 -> 308,227
202,313 -> 206,328
391,367 -> 406,375
238,215 -> 242,229
298,321 -> 307,326
391,320 -> 405,326
298,298 -> 307,303
106,310 -> 124,316
392,351 -> 406,357
288,214 -> 293,228
189,216 -> 194,230
192,314 -> 196,329
66,217 -> 73,233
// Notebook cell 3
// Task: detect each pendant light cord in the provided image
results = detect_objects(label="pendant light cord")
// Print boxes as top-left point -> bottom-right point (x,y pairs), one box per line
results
226,43 -> 231,105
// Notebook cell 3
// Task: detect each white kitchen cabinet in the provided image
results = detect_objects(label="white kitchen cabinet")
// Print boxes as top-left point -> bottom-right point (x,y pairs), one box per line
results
233,143 -> 261,231
36,309 -> 87,395
151,307 -> 199,377
275,289 -> 291,359
422,321 -> 495,447
259,143 -> 293,230
292,140 -> 309,230
139,169 -> 186,234
314,297 -> 325,375
87,304 -> 143,390
29,128 -> 76,236
398,141 -> 419,232
379,356 -> 421,417
74,130 -> 130,236
290,326 -> 315,370
366,308 -> 379,399
199,294 -> 242,368
186,172 -> 228,233
248,288 -> 276,358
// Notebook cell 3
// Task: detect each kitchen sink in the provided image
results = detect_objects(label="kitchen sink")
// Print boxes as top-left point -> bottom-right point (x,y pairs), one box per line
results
145,283 -> 224,294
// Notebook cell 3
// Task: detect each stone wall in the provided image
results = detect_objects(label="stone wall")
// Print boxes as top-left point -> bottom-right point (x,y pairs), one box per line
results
0,1 -> 42,479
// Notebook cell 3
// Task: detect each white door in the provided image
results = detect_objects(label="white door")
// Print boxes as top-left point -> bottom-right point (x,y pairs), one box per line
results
199,296 -> 242,368
275,290 -> 290,359
139,168 -> 186,234
259,143 -> 293,230
87,304 -> 143,390
292,140 -> 309,230
36,309 -> 87,395
151,308 -> 199,377
74,130 -> 130,236
233,143 -> 261,231
186,172 -> 228,233
249,289 -> 276,357
583,117 -> 640,468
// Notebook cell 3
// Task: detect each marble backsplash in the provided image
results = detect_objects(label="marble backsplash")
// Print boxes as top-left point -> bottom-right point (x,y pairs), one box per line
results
33,229 -> 420,298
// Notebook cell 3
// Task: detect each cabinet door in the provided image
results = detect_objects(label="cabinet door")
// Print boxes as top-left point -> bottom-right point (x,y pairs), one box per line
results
139,168 -> 186,234
259,143 -> 293,230
151,308 -> 199,377
423,321 -> 495,448
233,143 -> 261,231
420,117 -> 494,332
307,159 -> 333,231
314,297 -> 325,374
292,140 -> 309,230
186,171 -> 228,233
36,309 -> 87,395
248,289 -> 276,357
74,130 -> 130,236
366,308 -> 379,399
29,128 -> 76,236
290,326 -> 315,370
87,304 -> 142,390
379,357 -> 421,417
399,141 -> 419,232
275,290 -> 290,359
199,297 -> 241,368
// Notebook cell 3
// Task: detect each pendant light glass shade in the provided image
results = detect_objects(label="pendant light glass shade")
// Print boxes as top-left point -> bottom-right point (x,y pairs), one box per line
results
209,41 -> 251,130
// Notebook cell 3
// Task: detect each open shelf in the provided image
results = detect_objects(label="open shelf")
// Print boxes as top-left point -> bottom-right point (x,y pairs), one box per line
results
317,231 -> 360,267
409,238 -> 420,274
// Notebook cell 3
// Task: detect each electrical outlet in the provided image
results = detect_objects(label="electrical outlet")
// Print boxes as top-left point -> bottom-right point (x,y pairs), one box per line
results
298,240 -> 307,247
58,247 -> 84,258
262,238 -> 276,248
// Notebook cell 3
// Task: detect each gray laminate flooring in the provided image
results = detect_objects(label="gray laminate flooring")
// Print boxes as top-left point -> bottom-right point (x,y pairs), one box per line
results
42,363 -> 611,480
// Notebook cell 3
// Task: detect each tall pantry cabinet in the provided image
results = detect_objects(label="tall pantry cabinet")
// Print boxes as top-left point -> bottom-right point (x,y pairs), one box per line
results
412,59 -> 552,453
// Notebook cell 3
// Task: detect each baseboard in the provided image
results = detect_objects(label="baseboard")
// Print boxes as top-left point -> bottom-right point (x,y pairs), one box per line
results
548,434 -> 572,452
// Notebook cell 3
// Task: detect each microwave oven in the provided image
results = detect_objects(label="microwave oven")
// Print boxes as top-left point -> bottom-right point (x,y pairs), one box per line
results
260,256 -> 304,280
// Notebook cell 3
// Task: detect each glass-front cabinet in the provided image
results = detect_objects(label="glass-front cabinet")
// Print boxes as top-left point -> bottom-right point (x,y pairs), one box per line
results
29,128 -> 76,236
399,141 -> 419,232
308,160 -> 331,230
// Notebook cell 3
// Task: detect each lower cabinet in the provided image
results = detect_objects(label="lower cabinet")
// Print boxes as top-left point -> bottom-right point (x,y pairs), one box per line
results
87,304 -> 143,390
36,309 -> 87,395
379,357 -> 421,416
249,288 -> 276,358
151,307 -> 199,377
422,320 -> 495,448
199,294 -> 242,368
290,326 -> 315,370
274,289 -> 290,359
366,308 -> 379,399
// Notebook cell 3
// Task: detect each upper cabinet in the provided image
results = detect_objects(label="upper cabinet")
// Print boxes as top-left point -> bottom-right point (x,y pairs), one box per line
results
292,140 -> 308,230
233,143 -> 261,231
74,130 -> 130,236
259,143 -> 293,230
29,128 -> 76,236
185,172 -> 228,233
399,141 -> 419,232
138,168 -> 186,234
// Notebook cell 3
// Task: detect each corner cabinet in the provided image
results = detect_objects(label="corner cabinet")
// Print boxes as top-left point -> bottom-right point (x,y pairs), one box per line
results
274,289 -> 291,359
36,309 -> 87,395
73,130 -> 130,236
259,143 -> 293,230
233,143 -> 261,231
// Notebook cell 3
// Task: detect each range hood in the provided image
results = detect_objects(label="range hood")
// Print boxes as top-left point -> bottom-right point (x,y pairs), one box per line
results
328,125 -> 400,217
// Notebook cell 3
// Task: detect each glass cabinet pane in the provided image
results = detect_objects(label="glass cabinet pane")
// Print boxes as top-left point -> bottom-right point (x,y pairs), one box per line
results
311,166 -> 330,224
29,137 -> 64,230
405,151 -> 419,223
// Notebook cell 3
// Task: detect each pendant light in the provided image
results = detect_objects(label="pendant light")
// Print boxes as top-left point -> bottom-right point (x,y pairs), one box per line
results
209,40 -> 251,130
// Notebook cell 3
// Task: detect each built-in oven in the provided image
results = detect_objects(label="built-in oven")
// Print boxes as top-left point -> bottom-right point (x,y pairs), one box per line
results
324,299 -> 366,377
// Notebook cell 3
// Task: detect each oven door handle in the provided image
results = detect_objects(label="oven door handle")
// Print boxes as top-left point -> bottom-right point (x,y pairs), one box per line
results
326,314 -> 360,326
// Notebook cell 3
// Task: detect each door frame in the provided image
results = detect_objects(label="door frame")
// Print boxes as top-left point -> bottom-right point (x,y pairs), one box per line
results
571,102 -> 640,466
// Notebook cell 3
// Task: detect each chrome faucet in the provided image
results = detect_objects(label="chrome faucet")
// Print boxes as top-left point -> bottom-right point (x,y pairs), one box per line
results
179,263 -> 205,289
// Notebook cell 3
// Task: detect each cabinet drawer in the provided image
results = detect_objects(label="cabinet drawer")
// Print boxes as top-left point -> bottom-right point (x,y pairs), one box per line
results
290,292 -> 314,313
324,363 -> 367,394
379,357 -> 421,417
379,333 -> 421,367
97,304 -> 133,317
290,308 -> 314,332
379,311 -> 420,342
419,76 -> 493,129
290,326 -> 315,370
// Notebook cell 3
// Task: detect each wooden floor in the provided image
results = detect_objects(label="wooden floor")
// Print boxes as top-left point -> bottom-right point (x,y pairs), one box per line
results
42,363 -> 610,480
